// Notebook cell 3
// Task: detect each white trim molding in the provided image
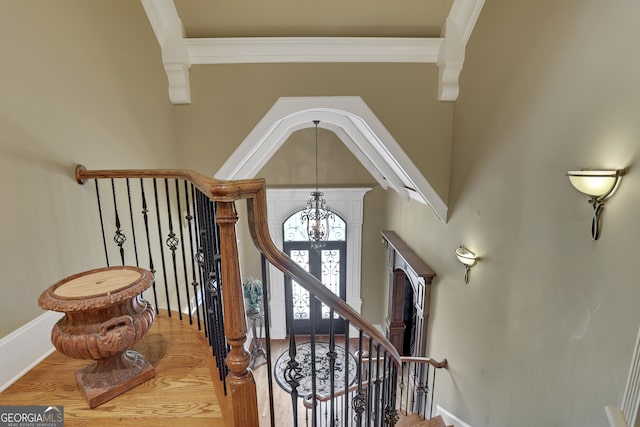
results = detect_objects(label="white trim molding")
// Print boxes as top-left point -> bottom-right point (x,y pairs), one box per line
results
265,187 -> 370,339
214,96 -> 448,222
0,311 -> 63,392
140,0 -> 485,103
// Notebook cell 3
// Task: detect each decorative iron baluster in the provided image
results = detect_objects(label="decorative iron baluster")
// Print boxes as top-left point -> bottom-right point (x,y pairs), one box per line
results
164,179 -> 183,321
399,361 -> 406,417
373,344 -> 382,427
111,178 -> 126,265
343,321 -> 350,426
309,292 -> 317,427
422,364 -> 430,419
406,361 -> 411,417
191,184 -> 207,334
328,308 -> 336,427
175,180 -> 193,324
366,337 -> 373,426
125,178 -> 139,266
353,330 -> 366,425
285,314 -> 302,427
184,181 -> 200,329
386,361 -> 399,426
195,189 -> 228,389
140,179 -> 159,314
93,180 -> 109,266
430,365 -> 437,419
261,257 -> 276,427
153,179 -> 172,316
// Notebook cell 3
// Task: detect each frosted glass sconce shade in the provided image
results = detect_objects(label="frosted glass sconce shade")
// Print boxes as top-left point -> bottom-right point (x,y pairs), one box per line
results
455,246 -> 478,283
567,169 -> 623,240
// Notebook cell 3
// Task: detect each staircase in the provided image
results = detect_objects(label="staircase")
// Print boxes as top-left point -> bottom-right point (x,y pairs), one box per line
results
397,415 -> 453,427
74,165 -> 448,427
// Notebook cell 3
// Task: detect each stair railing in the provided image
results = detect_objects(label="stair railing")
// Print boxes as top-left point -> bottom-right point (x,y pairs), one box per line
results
75,165 -> 411,427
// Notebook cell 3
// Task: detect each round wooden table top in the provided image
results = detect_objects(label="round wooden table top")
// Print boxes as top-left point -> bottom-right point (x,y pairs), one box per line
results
54,269 -> 142,298
39,266 -> 154,312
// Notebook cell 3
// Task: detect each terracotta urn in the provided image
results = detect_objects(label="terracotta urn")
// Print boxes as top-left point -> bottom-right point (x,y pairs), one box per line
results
38,266 -> 155,408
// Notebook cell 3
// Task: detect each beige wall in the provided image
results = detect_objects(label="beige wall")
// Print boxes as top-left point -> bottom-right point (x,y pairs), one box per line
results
0,1 -> 176,337
383,1 -> 640,426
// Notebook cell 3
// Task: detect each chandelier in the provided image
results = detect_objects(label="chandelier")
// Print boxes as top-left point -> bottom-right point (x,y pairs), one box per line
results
301,120 -> 334,251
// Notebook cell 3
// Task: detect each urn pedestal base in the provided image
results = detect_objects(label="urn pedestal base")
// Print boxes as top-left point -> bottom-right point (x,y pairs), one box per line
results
38,266 -> 156,409
76,349 -> 155,409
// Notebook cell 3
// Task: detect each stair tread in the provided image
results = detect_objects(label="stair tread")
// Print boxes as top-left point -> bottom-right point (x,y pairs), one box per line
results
397,414 -> 452,427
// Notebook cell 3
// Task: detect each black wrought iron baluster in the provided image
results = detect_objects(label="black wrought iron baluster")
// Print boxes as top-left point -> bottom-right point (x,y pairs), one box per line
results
111,178 -> 126,265
191,184 -> 207,334
285,308 -> 302,427
366,337 -> 373,426
399,360 -> 406,417
140,179 -> 159,314
353,330 -> 365,425
310,292 -> 317,427
261,257 -> 276,427
125,178 -> 139,267
174,180 -> 193,324
382,354 -> 391,426
184,182 -> 201,329
422,364 -> 429,420
153,178 -> 171,316
164,179 -> 183,321
328,308 -> 336,427
430,365 -> 437,419
407,361 -> 412,417
373,344 -> 381,427
93,180 -> 109,266
388,361 -> 399,426
195,190 -> 228,391
343,321 -> 350,426
210,198 -> 227,374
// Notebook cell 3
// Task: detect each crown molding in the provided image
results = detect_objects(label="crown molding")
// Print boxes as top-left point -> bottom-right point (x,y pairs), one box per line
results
140,0 -> 485,104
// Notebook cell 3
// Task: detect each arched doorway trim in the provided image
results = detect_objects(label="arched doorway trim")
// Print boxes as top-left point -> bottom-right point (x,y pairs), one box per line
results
214,96 -> 447,222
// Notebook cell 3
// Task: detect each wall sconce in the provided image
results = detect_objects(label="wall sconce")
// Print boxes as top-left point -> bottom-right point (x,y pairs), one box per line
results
567,169 -> 623,240
455,246 -> 478,284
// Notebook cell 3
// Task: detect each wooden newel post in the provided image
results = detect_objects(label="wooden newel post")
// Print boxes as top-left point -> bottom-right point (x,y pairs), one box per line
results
216,201 -> 259,427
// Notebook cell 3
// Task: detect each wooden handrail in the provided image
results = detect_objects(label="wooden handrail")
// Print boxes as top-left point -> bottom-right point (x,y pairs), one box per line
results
75,165 -> 402,364
246,185 -> 402,363
359,355 -> 448,369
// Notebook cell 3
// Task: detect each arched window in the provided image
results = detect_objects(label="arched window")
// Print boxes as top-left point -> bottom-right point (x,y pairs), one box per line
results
283,210 -> 346,334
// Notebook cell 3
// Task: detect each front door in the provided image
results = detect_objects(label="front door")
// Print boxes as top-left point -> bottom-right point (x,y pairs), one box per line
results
283,210 -> 347,335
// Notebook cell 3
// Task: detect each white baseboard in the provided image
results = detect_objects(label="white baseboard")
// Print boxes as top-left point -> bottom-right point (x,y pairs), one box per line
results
0,311 -> 64,392
436,405 -> 473,427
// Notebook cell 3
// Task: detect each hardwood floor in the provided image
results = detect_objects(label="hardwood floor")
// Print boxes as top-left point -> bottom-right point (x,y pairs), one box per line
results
0,312 -> 232,427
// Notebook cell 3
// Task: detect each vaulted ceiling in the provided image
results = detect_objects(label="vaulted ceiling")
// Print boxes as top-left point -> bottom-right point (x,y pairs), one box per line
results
140,0 -> 485,104
139,0 -> 486,222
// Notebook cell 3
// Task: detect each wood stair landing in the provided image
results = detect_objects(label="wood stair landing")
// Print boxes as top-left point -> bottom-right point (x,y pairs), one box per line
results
0,312 -> 232,427
397,414 -> 453,427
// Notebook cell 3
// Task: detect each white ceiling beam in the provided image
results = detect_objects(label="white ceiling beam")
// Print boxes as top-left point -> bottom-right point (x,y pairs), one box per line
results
437,0 -> 486,101
141,0 -> 191,104
186,37 -> 442,64
140,0 -> 484,104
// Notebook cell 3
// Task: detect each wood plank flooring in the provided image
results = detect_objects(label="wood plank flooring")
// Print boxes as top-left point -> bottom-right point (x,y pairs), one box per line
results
0,312 -> 232,427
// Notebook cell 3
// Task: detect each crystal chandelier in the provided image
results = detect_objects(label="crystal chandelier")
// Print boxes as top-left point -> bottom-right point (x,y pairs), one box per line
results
301,120 -> 334,251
